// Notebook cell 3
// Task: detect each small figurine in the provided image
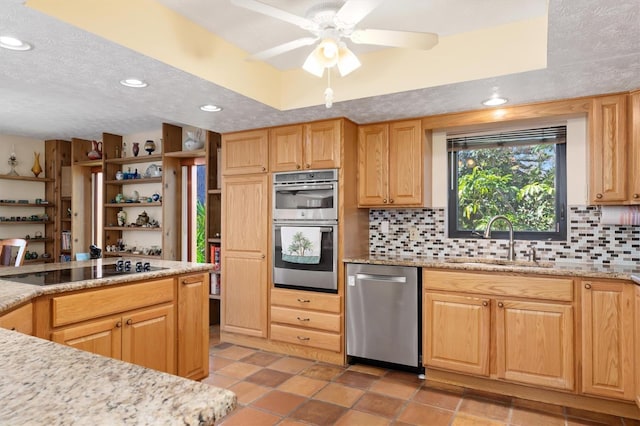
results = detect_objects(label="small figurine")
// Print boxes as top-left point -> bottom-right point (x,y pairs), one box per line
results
117,210 -> 127,227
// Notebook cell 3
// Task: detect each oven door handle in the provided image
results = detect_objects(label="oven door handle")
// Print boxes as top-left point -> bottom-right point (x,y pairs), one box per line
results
274,184 -> 333,191
274,225 -> 333,233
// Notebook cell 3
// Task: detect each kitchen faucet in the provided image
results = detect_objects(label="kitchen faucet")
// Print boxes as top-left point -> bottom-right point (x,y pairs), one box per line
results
483,215 -> 516,261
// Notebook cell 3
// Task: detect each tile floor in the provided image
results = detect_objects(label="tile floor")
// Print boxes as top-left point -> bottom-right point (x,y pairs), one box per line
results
205,327 -> 639,426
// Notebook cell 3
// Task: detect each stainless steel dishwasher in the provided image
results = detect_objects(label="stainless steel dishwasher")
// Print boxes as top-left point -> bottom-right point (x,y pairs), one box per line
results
346,263 -> 420,369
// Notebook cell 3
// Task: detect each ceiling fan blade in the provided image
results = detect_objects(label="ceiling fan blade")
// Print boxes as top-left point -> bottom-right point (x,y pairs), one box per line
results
249,37 -> 318,61
231,0 -> 317,30
350,29 -> 439,50
336,0 -> 386,27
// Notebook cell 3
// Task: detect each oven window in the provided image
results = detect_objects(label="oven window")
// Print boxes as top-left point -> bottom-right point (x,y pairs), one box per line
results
274,227 -> 334,272
274,188 -> 334,210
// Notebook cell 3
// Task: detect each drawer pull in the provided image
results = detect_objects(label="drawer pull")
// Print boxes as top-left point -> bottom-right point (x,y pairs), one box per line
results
585,283 -> 592,289
296,316 -> 310,322
297,298 -> 310,303
182,277 -> 201,285
126,318 -> 133,325
296,336 -> 310,341
497,302 -> 504,308
10,327 -> 16,331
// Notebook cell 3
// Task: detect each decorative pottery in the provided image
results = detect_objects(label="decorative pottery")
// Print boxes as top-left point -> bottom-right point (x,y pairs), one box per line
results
184,131 -> 204,151
87,140 -> 102,160
7,152 -> 18,176
31,152 -> 42,177
144,140 -> 156,155
117,210 -> 127,227
132,142 -> 140,157
136,211 -> 149,226
115,170 -> 124,180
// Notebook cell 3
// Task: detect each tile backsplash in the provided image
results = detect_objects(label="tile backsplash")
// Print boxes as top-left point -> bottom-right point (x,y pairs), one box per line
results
369,206 -> 640,264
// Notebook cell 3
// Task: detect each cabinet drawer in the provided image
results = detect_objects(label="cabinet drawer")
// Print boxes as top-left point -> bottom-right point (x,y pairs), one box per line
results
0,302 -> 33,335
271,306 -> 341,332
271,288 -> 341,313
52,279 -> 175,327
424,270 -> 573,302
270,324 -> 341,352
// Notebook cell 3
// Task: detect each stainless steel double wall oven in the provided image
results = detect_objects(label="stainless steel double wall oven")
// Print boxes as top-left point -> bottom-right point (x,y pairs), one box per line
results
272,169 -> 338,293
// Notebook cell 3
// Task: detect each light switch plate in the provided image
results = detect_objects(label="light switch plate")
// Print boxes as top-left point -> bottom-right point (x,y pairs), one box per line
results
380,221 -> 389,233
409,226 -> 419,241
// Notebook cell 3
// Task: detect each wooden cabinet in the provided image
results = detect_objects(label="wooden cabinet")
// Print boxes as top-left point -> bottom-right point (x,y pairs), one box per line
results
270,119 -> 341,172
0,302 -> 33,335
635,284 -> 640,408
581,279 -> 635,400
358,119 -> 428,207
423,292 -> 490,376
629,90 -> 640,202
177,273 -> 209,380
423,270 -> 574,390
270,288 -> 342,352
49,278 -> 177,374
589,94 -> 629,203
45,139 -> 71,262
221,129 -> 268,175
221,174 -> 268,338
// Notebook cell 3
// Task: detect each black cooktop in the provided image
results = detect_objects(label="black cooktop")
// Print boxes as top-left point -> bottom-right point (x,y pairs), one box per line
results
1,265 -> 167,286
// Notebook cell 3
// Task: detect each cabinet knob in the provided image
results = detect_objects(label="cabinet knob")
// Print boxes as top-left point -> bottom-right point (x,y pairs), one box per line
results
296,316 -> 310,322
584,283 -> 592,289
10,327 -> 16,331
596,193 -> 603,199
126,318 -> 133,325
383,199 -> 388,204
262,166 -> 266,172
498,302 -> 504,308
297,298 -> 310,303
115,321 -> 122,328
261,254 -> 265,259
482,301 -> 488,307
389,199 -> 394,204
296,336 -> 310,341
296,164 -> 301,170
305,164 -> 310,169
634,194 -> 639,199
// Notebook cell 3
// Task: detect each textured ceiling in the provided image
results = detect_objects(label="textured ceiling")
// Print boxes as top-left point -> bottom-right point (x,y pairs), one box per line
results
0,0 -> 638,141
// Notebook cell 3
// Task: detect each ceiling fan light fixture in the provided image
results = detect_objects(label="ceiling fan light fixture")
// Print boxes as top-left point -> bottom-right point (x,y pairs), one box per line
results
303,49 -> 325,77
336,43 -> 360,76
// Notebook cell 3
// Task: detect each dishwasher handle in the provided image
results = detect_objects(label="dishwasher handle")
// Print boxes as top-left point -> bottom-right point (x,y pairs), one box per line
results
355,273 -> 407,283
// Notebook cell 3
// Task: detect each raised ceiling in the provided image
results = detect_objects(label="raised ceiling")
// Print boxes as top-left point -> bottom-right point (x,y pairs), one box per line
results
0,0 -> 638,141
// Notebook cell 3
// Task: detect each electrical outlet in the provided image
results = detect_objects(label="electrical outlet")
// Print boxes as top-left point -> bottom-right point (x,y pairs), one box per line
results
409,226 -> 419,241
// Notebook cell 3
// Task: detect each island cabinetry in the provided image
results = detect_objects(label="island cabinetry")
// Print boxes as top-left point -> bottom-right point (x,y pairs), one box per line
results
177,272 -> 209,380
48,278 -> 176,374
270,119 -> 341,172
270,288 -> 342,353
0,302 -> 33,335
581,279 -> 635,401
358,119 -> 429,207
423,270 -> 575,391
221,174 -> 269,338
589,94 -> 629,203
221,129 -> 268,175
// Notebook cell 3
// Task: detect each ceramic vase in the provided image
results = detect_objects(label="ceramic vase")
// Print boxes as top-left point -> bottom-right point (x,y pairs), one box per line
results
144,140 -> 156,155
132,142 -> 140,157
31,152 -> 42,177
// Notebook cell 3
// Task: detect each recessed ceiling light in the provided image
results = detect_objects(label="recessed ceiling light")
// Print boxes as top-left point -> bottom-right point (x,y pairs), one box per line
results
0,36 -> 32,51
120,78 -> 148,88
200,104 -> 223,112
482,96 -> 508,106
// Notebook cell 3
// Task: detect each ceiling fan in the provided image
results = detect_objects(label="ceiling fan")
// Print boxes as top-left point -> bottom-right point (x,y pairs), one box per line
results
231,0 -> 439,77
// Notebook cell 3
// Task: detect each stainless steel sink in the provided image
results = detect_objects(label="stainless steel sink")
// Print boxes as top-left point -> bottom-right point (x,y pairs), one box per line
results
443,257 -> 554,268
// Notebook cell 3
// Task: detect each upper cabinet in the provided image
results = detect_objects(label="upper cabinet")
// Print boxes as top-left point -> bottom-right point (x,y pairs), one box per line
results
270,119 -> 341,172
629,90 -> 640,202
221,129 -> 268,175
358,119 -> 430,207
589,94 -> 632,203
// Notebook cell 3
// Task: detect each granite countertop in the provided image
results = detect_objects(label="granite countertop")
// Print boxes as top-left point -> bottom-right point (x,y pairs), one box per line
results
344,255 -> 640,282
0,258 -> 214,314
0,328 -> 236,425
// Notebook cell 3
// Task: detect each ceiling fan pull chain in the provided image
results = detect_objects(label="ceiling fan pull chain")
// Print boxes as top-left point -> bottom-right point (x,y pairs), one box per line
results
324,68 -> 334,109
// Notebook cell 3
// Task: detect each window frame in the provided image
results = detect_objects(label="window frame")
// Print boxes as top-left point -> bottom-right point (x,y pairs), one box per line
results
447,129 -> 568,242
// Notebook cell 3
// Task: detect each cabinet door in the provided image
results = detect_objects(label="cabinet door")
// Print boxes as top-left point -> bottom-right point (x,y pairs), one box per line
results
177,273 -> 209,380
388,119 -> 423,206
357,124 -> 389,206
495,299 -> 574,390
51,316 -> 122,359
221,252 -> 268,337
221,129 -> 268,175
270,125 -> 304,172
0,303 -> 33,335
581,280 -> 634,400
589,95 -> 628,203
122,304 -> 176,375
629,91 -> 640,202
424,292 -> 490,376
222,174 -> 269,338
304,119 -> 341,170
635,285 -> 640,408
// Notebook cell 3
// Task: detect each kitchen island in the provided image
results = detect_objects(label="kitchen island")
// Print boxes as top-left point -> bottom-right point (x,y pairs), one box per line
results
0,258 -> 237,425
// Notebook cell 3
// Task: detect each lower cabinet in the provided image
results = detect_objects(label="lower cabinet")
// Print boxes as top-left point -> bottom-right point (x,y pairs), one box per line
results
581,279 -> 635,401
270,288 -> 342,353
635,284 -> 640,408
423,270 -> 575,391
0,302 -> 33,335
177,273 -> 209,380
52,304 -> 176,375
